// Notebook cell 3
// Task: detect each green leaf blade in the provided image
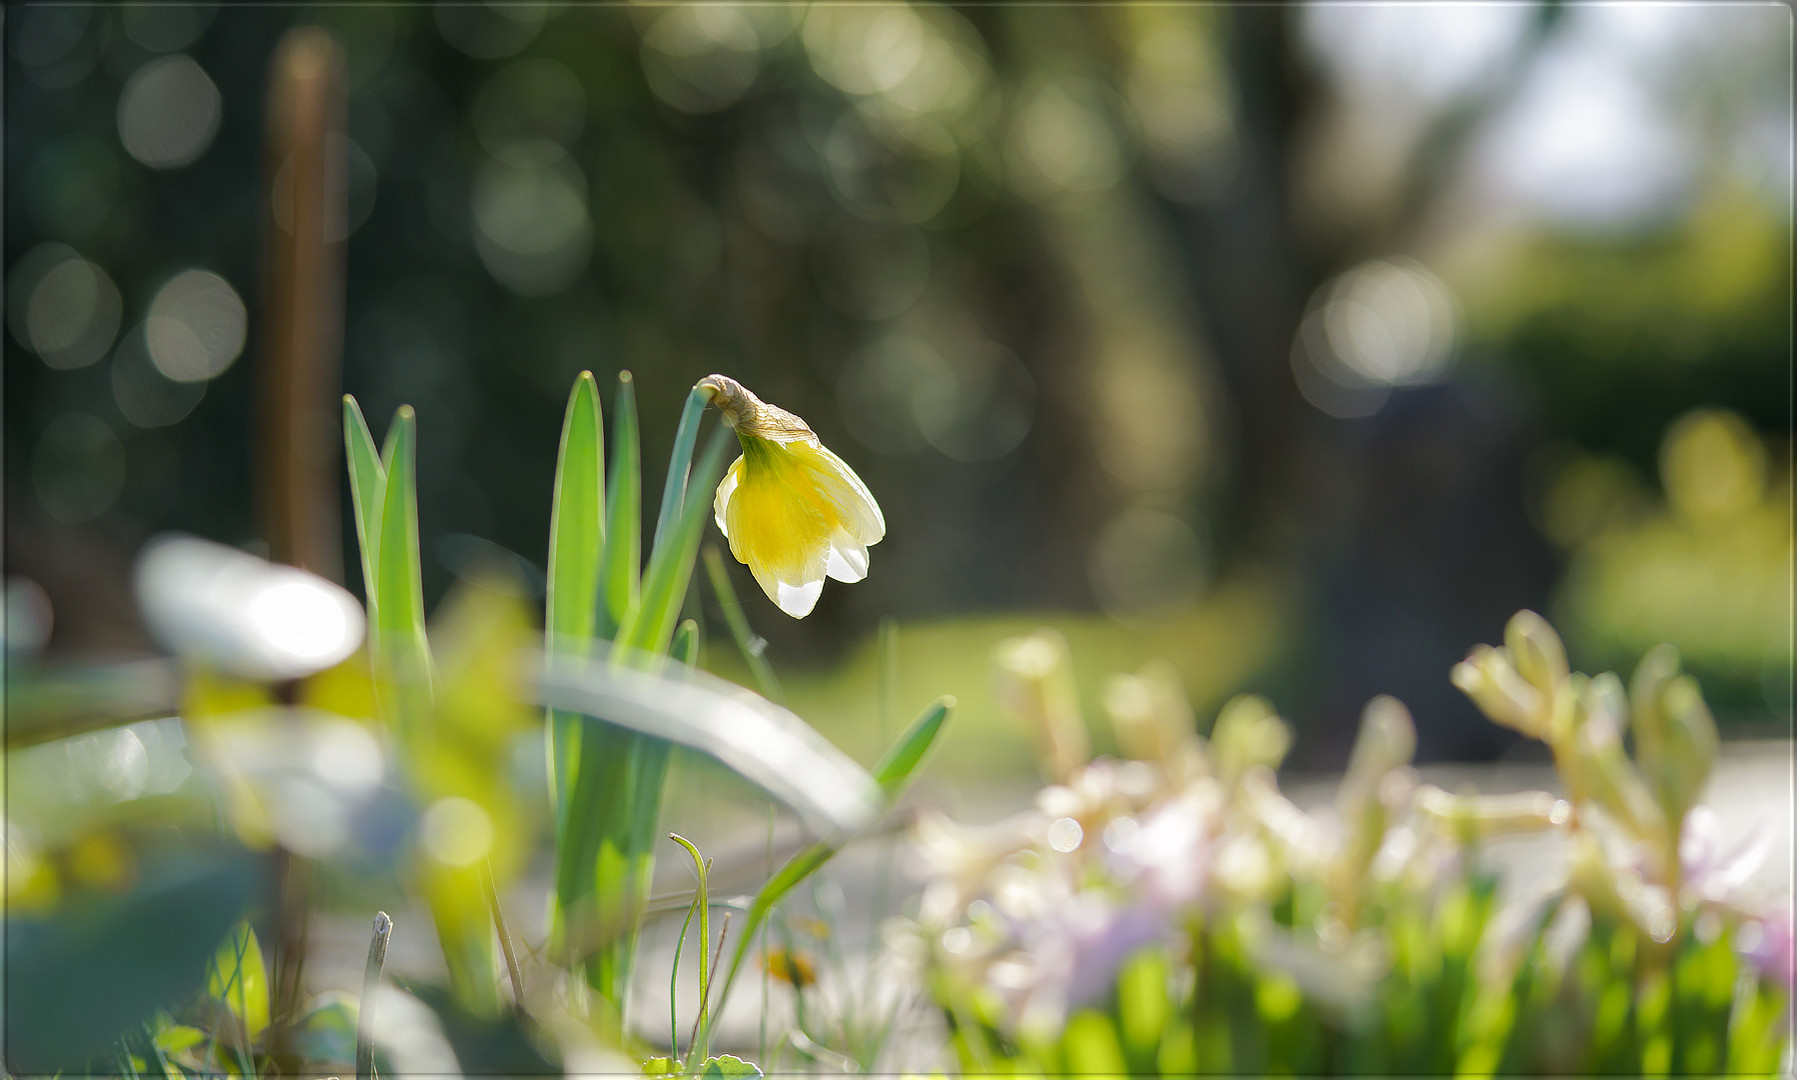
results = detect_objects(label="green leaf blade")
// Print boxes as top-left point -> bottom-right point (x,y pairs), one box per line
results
602,372 -> 642,635
871,696 -> 955,803
547,370 -> 605,646
207,921 -> 270,1043
342,395 -> 387,617
373,406 -> 436,724
622,426 -> 731,659
650,383 -> 713,564
547,372 -> 605,815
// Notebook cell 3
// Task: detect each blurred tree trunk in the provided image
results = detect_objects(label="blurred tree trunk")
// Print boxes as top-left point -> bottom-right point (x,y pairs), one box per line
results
1165,4 -> 1569,763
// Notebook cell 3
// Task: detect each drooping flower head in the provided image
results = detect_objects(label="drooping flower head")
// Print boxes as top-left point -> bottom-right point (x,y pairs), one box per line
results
698,374 -> 885,618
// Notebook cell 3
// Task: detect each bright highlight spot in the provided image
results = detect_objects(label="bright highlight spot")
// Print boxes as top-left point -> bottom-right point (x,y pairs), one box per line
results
1292,258 -> 1461,418
1047,816 -> 1084,853
146,269 -> 248,382
11,243 -> 122,370
134,535 -> 366,680
421,796 -> 496,868
117,55 -> 221,169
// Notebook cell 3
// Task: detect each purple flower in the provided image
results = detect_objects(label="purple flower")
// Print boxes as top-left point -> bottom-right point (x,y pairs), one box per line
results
1678,806 -> 1772,905
1740,901 -> 1794,995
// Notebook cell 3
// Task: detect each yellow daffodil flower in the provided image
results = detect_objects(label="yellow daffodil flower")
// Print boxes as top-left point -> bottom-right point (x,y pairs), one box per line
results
699,374 -> 885,618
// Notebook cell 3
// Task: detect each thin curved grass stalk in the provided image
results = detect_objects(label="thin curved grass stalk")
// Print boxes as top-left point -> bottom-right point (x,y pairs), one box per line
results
673,618 -> 700,669
669,885 -> 700,1060
702,545 -> 785,705
692,912 -> 731,1053
669,834 -> 714,1068
483,861 -> 525,1005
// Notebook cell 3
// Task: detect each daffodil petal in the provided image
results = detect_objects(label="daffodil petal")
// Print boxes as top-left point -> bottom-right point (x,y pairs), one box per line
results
806,444 -> 885,544
714,455 -> 744,537
775,578 -> 824,619
826,536 -> 868,583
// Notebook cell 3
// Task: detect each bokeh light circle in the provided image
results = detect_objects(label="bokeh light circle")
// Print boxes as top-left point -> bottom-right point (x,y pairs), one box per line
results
471,143 -> 593,296
117,55 -> 222,169
1089,507 -> 1209,620
111,324 -> 206,428
1291,257 -> 1462,418
434,2 -> 546,60
12,245 -> 123,371
146,269 -> 249,383
642,5 -> 762,116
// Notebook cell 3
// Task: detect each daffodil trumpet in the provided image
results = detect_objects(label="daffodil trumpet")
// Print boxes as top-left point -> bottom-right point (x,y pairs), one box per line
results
698,374 -> 885,618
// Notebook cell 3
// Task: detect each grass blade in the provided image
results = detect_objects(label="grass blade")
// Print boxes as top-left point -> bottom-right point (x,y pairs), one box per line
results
601,372 -> 642,636
702,545 -> 784,705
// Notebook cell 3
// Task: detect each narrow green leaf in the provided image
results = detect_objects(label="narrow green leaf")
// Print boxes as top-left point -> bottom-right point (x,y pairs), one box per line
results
379,411 -> 403,474
534,654 -> 881,836
547,370 -> 606,645
207,921 -> 269,1043
342,396 -> 387,618
716,840 -> 834,1013
871,696 -> 955,802
547,372 -> 605,814
650,384 -> 713,564
152,1024 -> 205,1054
622,427 -> 731,659
702,545 -> 783,705
375,409 -> 423,636
374,406 -> 436,722
601,372 -> 642,635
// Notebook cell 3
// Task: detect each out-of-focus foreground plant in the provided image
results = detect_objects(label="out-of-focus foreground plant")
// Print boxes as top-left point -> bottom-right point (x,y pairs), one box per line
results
3,370 -> 951,1076
894,613 -> 1792,1076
